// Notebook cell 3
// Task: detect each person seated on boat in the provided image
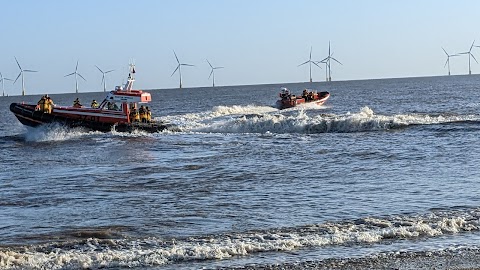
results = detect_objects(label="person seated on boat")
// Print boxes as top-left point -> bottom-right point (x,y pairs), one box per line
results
106,101 -> 119,110
73,98 -> 82,108
146,106 -> 152,122
91,99 -> 99,108
307,91 -> 314,101
139,105 -> 147,123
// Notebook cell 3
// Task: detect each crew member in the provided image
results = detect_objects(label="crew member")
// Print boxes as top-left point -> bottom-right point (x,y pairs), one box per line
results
139,105 -> 147,123
44,95 -> 54,113
91,99 -> 99,108
73,98 -> 82,108
146,106 -> 152,122
37,95 -> 46,111
302,89 -> 308,100
129,107 -> 139,122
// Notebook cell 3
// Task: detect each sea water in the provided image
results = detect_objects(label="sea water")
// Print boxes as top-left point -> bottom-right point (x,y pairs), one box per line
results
1,75 -> 480,269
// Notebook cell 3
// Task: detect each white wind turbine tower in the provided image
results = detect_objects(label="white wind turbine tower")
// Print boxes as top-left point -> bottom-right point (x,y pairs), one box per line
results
65,60 -> 86,93
320,41 -> 343,82
459,41 -> 478,75
206,59 -> 224,87
298,46 -> 322,82
95,65 -> 114,92
0,72 -> 13,97
171,50 -> 194,89
442,47 -> 458,76
14,57 -> 37,96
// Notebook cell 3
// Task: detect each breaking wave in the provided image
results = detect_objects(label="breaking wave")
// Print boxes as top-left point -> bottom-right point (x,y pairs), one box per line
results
2,207 -> 480,269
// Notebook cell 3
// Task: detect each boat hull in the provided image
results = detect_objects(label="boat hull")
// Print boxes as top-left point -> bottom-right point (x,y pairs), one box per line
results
276,91 -> 330,110
10,103 -> 178,133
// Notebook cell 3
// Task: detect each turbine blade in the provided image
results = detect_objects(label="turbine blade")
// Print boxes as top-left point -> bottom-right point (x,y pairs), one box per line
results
442,47 -> 448,56
298,60 -> 310,67
331,57 -> 343,65
206,59 -> 213,68
75,60 -> 79,72
65,72 -> 75,77
78,73 -> 87,81
181,64 -> 194,67
4,78 -> 13,81
312,61 -> 322,69
95,65 -> 103,73
171,65 -> 180,77
320,57 -> 329,63
208,69 -> 214,79
471,53 -> 479,64
14,56 -> 22,70
444,59 -> 448,68
173,50 -> 180,64
470,40 -> 475,52
309,46 -> 312,60
14,73 -> 21,84
214,66 -> 224,69
105,70 -> 114,73
23,69 -> 37,72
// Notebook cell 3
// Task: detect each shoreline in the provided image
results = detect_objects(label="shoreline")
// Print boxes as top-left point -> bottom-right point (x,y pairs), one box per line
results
224,248 -> 480,270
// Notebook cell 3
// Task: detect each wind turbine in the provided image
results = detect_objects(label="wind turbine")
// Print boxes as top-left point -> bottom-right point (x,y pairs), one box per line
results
459,41 -> 478,75
206,59 -> 224,87
65,60 -> 86,93
298,46 -> 322,82
442,47 -> 458,76
171,50 -> 194,89
95,65 -> 114,92
320,41 -> 343,82
14,57 -> 37,96
0,72 -> 12,97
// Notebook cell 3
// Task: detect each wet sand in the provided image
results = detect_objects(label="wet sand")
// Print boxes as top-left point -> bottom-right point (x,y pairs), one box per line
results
225,248 -> 480,270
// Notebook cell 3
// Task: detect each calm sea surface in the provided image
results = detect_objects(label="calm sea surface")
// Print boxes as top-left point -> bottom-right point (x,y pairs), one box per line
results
2,75 -> 480,269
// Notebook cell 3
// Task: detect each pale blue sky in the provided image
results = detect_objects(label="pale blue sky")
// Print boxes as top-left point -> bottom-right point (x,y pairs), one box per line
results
1,0 -> 480,95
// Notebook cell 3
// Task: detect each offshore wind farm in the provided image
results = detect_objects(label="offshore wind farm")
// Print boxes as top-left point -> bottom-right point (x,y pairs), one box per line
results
1,39 -> 480,96
5,2 -> 480,270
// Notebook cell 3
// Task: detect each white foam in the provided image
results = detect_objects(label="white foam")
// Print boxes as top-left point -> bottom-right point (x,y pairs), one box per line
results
3,210 -> 480,269
23,124 -> 99,142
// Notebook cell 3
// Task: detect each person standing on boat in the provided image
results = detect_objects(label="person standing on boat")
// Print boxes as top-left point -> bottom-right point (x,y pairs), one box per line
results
45,95 -> 54,113
91,100 -> 99,108
129,107 -> 140,122
37,95 -> 46,112
73,98 -> 82,108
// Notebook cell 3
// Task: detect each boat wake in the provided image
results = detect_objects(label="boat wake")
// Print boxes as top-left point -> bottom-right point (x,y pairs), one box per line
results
16,105 -> 480,140
23,123 -> 102,142
2,207 -> 480,269
160,105 -> 480,134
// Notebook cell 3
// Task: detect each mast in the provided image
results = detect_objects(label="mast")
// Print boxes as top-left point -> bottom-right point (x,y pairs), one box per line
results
124,63 -> 136,91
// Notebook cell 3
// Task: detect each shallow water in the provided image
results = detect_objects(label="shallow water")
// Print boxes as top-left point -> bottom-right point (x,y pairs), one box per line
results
1,75 -> 480,269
